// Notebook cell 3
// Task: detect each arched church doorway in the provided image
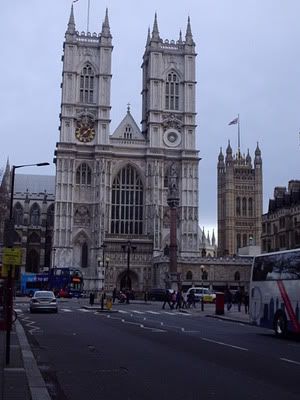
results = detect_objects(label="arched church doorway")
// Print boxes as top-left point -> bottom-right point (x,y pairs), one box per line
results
118,270 -> 139,292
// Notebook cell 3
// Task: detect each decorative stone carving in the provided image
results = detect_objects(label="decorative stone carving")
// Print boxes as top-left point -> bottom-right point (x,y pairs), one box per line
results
74,206 -> 90,225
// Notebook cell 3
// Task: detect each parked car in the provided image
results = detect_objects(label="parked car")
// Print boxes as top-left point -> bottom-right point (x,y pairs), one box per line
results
185,287 -> 216,303
29,290 -> 58,313
148,288 -> 173,301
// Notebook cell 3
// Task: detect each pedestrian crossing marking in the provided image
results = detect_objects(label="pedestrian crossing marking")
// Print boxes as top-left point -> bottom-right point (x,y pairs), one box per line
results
118,310 -> 129,314
146,311 -> 160,314
131,310 -> 144,314
61,308 -> 72,312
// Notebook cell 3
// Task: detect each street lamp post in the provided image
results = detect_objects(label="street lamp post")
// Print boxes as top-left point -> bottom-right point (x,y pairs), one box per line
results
122,241 -> 136,304
200,265 -> 205,311
5,162 -> 49,365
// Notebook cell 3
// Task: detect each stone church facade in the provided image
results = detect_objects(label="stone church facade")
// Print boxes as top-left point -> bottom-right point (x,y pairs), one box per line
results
217,143 -> 263,256
53,8 -> 200,291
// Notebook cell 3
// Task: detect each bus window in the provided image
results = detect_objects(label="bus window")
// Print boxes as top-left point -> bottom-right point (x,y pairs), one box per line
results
281,251 -> 300,280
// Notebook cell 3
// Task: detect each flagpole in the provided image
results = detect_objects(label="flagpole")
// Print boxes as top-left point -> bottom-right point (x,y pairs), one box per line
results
237,113 -> 241,157
87,0 -> 90,33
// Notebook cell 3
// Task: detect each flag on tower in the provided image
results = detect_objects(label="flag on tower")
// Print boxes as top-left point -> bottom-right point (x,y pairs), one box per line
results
228,117 -> 239,125
73,0 -> 79,3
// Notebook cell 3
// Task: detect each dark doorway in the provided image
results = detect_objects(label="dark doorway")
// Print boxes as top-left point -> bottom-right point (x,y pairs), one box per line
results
120,274 -> 132,291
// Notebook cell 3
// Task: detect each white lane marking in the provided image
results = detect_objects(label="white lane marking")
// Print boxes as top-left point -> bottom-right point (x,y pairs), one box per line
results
118,310 -> 129,314
163,312 -> 175,315
200,337 -> 248,352
146,311 -> 160,315
79,309 -> 90,312
61,308 -> 72,312
280,358 -> 300,366
181,328 -> 200,333
131,310 -> 144,314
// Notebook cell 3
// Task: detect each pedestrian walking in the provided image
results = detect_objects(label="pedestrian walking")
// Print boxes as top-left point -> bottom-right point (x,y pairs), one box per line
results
162,289 -> 173,309
235,288 -> 242,312
244,290 -> 249,314
144,290 -> 148,303
112,288 -> 117,303
225,287 -> 232,311
89,292 -> 95,306
175,290 -> 182,309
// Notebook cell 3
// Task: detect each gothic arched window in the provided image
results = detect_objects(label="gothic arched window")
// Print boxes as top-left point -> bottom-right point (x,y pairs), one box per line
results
243,233 -> 247,247
242,197 -> 247,216
186,271 -> 193,280
236,197 -> 241,216
79,64 -> 94,104
76,163 -> 92,185
202,270 -> 208,280
26,249 -> 39,273
165,72 -> 179,111
30,203 -> 40,227
47,204 -> 55,227
234,271 -> 240,281
237,233 -> 241,251
248,197 -> 253,217
13,202 -> 23,226
111,165 -> 144,235
81,242 -> 88,268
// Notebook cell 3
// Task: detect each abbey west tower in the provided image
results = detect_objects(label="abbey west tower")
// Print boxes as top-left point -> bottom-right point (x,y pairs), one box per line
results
217,143 -> 263,256
53,7 -> 200,291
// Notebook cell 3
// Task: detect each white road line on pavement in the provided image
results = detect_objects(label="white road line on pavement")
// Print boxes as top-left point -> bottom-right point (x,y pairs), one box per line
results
79,309 -> 90,312
131,310 -> 144,314
118,310 -> 129,314
14,308 -> 22,313
61,308 -> 72,312
200,337 -> 248,352
181,328 -> 200,333
280,358 -> 300,366
163,312 -> 175,315
146,311 -> 160,314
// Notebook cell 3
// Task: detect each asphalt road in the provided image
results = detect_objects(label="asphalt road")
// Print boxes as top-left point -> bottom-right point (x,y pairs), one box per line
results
15,298 -> 300,400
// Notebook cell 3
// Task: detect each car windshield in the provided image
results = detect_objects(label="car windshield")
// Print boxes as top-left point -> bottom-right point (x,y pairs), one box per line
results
34,292 -> 54,299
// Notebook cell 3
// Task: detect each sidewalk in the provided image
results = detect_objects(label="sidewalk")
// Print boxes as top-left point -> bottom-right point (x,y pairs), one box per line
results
0,320 -> 51,400
187,302 -> 251,324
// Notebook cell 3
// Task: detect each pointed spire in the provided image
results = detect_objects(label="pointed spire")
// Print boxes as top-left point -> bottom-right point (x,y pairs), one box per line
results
101,8 -> 111,38
212,230 -> 216,247
246,148 -> 252,164
254,142 -> 262,166
178,29 -> 183,44
185,16 -> 194,44
66,4 -> 76,34
151,13 -> 160,41
226,140 -> 232,154
146,27 -> 151,47
218,147 -> 224,162
207,231 -> 211,245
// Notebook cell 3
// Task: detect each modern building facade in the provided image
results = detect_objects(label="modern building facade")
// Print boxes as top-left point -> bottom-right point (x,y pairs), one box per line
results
53,8 -> 200,291
261,180 -> 300,252
217,143 -> 263,256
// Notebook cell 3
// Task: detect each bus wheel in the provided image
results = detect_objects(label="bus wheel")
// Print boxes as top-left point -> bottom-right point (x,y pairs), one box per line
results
274,312 -> 287,338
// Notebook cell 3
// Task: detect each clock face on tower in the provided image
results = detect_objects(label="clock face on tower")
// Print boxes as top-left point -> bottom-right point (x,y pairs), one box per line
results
75,118 -> 95,143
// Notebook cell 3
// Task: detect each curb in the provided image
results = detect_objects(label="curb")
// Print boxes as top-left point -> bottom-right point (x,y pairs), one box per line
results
81,306 -> 118,313
15,320 -> 51,400
205,314 -> 251,325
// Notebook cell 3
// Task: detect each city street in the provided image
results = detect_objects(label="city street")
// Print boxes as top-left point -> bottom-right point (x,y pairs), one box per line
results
14,298 -> 300,400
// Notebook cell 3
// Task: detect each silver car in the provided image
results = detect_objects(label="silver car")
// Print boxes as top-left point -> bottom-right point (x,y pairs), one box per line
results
29,290 -> 58,313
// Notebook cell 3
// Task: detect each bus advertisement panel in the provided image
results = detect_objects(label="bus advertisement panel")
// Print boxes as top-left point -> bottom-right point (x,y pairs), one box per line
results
21,267 -> 84,297
250,249 -> 300,337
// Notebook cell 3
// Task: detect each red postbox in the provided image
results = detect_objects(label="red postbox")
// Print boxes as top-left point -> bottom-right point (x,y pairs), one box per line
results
215,292 -> 225,315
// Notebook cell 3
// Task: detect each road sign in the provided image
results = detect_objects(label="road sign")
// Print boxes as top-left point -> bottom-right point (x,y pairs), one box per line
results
3,248 -> 22,266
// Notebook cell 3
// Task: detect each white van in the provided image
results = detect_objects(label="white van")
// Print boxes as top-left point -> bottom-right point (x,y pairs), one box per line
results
186,287 -> 216,303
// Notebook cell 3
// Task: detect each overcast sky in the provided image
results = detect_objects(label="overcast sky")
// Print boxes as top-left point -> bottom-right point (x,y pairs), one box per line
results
1,0 -> 300,236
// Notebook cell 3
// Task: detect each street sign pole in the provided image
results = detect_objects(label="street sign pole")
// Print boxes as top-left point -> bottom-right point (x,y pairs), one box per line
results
5,265 -> 13,365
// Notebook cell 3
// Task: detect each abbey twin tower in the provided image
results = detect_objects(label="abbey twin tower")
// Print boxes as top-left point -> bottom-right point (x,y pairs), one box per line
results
53,7 -> 201,290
